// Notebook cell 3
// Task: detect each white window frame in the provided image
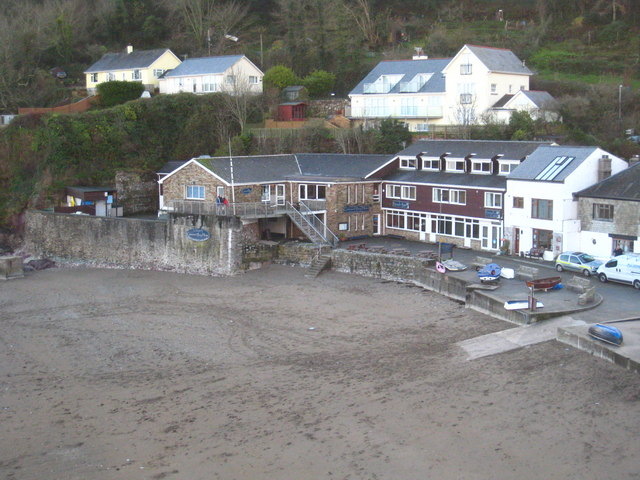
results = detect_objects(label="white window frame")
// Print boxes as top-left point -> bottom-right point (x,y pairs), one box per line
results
226,75 -> 236,85
422,158 -> 440,170
299,184 -> 326,200
132,69 -> 141,80
216,186 -> 225,198
261,185 -> 271,203
499,162 -> 519,175
446,159 -> 465,172
108,73 -> 115,81
153,69 -> 164,78
249,76 -> 258,84
460,93 -> 473,104
387,184 -> 416,201
186,185 -> 205,200
471,161 -> 491,173
491,83 -> 497,94
433,188 -> 466,205
415,123 -> 429,132
90,73 -> 98,83
484,192 -> 503,208
460,63 -> 472,75
399,157 -> 416,169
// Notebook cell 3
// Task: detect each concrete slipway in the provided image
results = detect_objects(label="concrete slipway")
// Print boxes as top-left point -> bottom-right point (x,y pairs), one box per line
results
339,237 -> 640,373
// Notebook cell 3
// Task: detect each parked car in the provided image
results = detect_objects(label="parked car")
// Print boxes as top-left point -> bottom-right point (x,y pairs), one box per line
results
555,251 -> 602,276
597,254 -> 640,289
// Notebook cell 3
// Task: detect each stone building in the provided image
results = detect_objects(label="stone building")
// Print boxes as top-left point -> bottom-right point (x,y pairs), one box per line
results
157,153 -> 390,244
575,161 -> 640,257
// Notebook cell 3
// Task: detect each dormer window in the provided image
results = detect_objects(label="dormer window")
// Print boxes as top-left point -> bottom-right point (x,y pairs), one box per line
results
422,158 -> 440,170
446,158 -> 465,172
460,63 -> 472,75
499,162 -> 519,175
400,157 -> 416,169
471,161 -> 491,173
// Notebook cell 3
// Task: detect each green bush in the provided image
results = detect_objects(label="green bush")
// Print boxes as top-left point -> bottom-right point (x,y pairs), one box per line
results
302,70 -> 336,98
97,81 -> 146,107
263,66 -> 299,91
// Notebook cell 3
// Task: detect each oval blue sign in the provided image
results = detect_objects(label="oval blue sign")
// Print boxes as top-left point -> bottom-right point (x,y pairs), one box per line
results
241,187 -> 252,195
186,228 -> 210,242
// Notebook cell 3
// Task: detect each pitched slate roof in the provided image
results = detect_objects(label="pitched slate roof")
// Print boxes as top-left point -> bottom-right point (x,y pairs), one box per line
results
384,170 -> 506,189
349,58 -> 450,95
174,153 -> 392,184
162,55 -> 245,77
492,94 -> 514,108
465,45 -> 533,75
295,154 -> 392,179
395,139 -> 549,161
195,154 -> 299,184
85,48 -> 172,73
575,162 -> 640,201
518,90 -> 555,107
508,145 -> 598,182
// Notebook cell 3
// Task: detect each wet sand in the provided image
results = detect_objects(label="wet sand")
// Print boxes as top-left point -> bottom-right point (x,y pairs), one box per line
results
1,265 -> 639,479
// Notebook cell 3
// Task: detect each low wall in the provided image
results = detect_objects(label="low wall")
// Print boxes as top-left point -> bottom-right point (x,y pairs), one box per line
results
275,242 -> 331,267
18,96 -> 96,115
24,210 -> 245,275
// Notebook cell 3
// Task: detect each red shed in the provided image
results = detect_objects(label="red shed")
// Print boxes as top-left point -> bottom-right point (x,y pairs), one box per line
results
277,102 -> 307,121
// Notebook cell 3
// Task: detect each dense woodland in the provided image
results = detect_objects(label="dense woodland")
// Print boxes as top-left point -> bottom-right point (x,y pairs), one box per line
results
1,0 -> 640,234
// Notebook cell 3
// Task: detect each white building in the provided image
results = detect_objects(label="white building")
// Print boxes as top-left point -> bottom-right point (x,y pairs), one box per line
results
348,44 -> 555,131
504,146 -> 627,257
490,90 -> 559,123
159,55 -> 263,95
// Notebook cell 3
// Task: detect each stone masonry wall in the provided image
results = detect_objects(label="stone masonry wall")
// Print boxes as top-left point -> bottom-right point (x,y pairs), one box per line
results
579,198 -> 640,237
24,210 -> 245,275
116,171 -> 158,215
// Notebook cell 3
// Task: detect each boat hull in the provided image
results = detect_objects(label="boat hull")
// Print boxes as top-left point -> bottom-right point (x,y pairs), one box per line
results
588,324 -> 623,345
526,276 -> 562,291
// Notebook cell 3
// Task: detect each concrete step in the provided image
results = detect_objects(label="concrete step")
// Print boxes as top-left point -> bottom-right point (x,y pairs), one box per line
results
306,255 -> 331,278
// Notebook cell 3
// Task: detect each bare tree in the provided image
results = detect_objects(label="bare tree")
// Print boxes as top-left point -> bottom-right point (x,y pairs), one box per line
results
164,0 -> 247,55
344,0 -> 381,50
220,67 -> 261,132
454,95 -> 478,139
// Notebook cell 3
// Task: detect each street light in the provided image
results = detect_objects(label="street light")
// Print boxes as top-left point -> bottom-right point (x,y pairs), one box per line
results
618,84 -> 623,123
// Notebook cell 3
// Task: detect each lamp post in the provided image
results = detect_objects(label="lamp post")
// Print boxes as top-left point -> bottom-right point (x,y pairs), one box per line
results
618,84 -> 623,123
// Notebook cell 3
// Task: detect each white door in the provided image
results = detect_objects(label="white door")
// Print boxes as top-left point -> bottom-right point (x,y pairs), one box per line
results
275,184 -> 285,206
481,224 -> 502,250
372,214 -> 380,235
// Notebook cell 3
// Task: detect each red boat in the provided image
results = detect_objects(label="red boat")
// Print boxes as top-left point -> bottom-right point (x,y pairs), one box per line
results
525,276 -> 562,291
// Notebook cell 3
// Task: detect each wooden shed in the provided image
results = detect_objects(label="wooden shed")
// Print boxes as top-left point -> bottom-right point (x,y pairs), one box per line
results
277,102 -> 307,121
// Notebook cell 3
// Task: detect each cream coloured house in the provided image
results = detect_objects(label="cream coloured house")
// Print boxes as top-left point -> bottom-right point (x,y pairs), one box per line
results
84,46 -> 181,94
158,55 -> 263,95
348,44 -> 549,131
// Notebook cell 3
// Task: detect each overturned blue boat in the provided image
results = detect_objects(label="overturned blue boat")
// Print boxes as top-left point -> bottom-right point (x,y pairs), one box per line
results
477,263 -> 502,282
588,324 -> 623,346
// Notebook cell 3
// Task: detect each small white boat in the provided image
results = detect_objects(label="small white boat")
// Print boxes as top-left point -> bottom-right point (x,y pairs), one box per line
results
504,299 -> 544,310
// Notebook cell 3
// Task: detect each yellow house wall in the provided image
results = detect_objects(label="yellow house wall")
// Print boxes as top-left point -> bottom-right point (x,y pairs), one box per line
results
85,50 -> 181,92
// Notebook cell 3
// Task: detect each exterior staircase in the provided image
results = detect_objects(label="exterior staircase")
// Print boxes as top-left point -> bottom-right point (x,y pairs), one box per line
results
306,254 -> 332,277
286,201 -> 339,246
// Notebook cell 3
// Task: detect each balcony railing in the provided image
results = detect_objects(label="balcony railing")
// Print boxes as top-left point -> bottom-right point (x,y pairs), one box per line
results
167,200 -> 289,217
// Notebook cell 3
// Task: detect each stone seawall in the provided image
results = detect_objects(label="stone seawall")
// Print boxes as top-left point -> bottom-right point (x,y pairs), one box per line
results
24,211 -> 245,275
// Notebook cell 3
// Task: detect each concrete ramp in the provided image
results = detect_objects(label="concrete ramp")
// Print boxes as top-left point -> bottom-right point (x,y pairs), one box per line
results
458,316 -> 585,360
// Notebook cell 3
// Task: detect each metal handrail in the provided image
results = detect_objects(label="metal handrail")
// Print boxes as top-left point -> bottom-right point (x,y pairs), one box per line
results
294,202 -> 339,246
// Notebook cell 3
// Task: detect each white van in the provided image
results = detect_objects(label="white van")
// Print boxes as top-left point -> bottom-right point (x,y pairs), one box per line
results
597,254 -> 640,289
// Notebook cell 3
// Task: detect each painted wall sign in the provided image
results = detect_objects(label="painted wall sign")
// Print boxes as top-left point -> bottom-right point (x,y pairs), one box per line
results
241,188 -> 252,195
344,205 -> 370,213
392,200 -> 410,209
485,209 -> 502,219
186,228 -> 210,242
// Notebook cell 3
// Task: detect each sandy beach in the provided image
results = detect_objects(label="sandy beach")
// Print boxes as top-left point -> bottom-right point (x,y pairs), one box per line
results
1,264 -> 639,480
